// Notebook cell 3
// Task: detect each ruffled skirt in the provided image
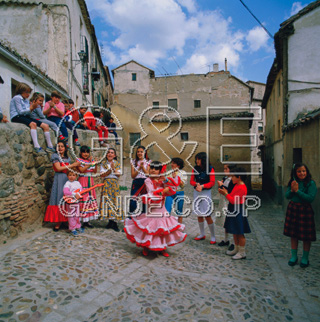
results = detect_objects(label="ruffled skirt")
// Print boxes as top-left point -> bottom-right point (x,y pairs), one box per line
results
124,213 -> 187,251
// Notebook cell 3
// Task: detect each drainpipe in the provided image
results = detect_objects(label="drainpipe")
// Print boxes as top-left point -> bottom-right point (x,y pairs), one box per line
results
40,2 -> 89,103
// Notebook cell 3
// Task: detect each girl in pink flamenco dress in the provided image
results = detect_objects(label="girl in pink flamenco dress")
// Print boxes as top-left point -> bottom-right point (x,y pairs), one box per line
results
124,161 -> 187,257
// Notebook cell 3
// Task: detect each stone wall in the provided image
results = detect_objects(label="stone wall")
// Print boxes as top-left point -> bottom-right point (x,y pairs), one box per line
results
0,123 -> 105,242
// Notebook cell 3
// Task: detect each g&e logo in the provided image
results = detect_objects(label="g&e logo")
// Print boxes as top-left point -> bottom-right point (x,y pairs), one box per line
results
57,105 -> 263,216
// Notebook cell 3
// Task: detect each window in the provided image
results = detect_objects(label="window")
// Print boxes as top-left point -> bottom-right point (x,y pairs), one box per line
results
258,122 -> 263,132
11,78 -> 20,97
45,94 -> 51,102
277,78 -> 281,97
277,119 -> 281,139
194,100 -> 201,108
153,101 -> 159,109
130,133 -> 141,147
293,148 -> 302,164
180,132 -> 189,141
132,73 -> 137,81
168,99 -> 178,110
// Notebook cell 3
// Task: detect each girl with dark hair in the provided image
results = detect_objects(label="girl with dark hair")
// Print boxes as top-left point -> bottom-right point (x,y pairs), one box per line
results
284,163 -> 317,268
129,146 -> 151,215
100,148 -> 123,231
216,164 -> 236,248
218,167 -> 250,260
124,161 -> 187,257
77,146 -> 99,228
190,152 -> 216,244
44,141 -> 80,231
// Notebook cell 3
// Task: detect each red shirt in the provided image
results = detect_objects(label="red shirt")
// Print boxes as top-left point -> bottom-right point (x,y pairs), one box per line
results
190,168 -> 215,189
226,183 -> 247,204
84,111 -> 96,130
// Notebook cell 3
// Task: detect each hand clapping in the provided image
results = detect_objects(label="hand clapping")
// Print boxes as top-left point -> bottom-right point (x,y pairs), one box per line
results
291,180 -> 299,193
218,186 -> 228,196
195,183 -> 203,192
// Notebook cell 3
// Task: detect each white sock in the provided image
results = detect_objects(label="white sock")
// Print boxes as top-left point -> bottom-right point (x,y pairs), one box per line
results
224,231 -> 229,242
30,129 -> 40,148
44,131 -> 53,148
197,221 -> 205,237
208,223 -> 216,241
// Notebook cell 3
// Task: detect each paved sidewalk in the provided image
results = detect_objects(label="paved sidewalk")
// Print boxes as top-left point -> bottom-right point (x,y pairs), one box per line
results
0,192 -> 319,322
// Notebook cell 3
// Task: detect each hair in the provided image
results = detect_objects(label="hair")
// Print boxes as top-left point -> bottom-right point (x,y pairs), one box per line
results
109,117 -> 114,121
62,99 -> 69,105
16,82 -> 32,95
79,145 -> 91,158
107,148 -> 117,160
30,92 -> 44,103
134,145 -> 149,166
288,163 -> 312,187
171,157 -> 184,169
67,169 -> 77,177
51,91 -> 61,99
68,99 -> 74,105
57,140 -> 68,158
232,167 -> 247,182
195,152 -> 211,171
79,105 -> 88,110
224,163 -> 237,172
93,111 -> 101,118
150,161 -> 163,173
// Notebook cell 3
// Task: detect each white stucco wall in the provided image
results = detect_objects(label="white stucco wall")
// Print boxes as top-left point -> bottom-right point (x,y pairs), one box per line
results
0,5 -> 49,73
0,58 -> 57,117
0,0 -> 107,108
113,62 -> 152,95
287,7 -> 320,123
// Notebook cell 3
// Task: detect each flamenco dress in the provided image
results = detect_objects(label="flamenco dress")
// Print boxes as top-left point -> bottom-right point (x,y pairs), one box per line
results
77,158 -> 99,222
124,177 -> 187,251
44,153 -> 70,223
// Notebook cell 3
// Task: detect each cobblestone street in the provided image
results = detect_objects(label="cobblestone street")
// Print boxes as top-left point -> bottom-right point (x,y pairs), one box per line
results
0,192 -> 319,322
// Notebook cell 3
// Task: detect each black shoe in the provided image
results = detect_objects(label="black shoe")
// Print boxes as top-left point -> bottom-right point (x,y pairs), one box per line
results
106,221 -> 114,229
288,259 -> 298,266
300,261 -> 309,268
228,244 -> 235,251
111,221 -> 120,232
83,222 -> 94,229
218,240 -> 230,247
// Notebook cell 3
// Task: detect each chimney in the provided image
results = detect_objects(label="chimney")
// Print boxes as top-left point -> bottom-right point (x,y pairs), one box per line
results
213,63 -> 219,72
225,58 -> 228,72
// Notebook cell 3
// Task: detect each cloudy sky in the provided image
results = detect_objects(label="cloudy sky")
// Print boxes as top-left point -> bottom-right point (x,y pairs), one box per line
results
86,0 -> 313,83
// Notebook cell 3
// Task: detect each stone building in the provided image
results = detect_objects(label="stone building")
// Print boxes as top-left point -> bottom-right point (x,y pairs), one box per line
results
112,60 -> 253,117
246,81 -> 266,190
112,60 -> 263,185
0,0 -> 112,115
110,103 -> 253,175
262,0 -> 320,226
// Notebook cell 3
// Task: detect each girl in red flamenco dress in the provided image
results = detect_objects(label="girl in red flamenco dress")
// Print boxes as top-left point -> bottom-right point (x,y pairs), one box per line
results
124,161 -> 187,257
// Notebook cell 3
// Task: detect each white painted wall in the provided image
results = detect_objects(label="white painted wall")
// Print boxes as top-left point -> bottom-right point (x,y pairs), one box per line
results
0,0 -> 107,109
0,57 -> 57,117
114,62 -> 151,94
288,7 -> 320,123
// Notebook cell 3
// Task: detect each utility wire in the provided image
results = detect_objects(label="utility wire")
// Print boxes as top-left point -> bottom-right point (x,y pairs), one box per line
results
239,0 -> 274,39
162,66 -> 170,75
171,56 -> 183,75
